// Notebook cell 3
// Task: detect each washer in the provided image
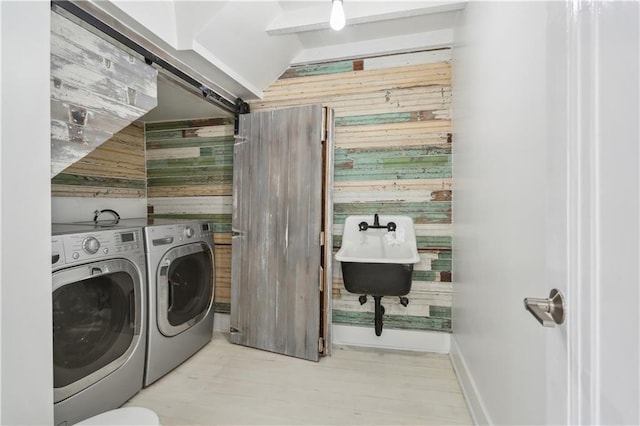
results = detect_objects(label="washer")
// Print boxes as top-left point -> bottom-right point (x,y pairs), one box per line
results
141,219 -> 216,386
52,223 -> 147,426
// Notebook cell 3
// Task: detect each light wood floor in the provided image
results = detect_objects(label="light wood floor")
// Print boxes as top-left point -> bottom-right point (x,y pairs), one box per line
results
125,332 -> 472,425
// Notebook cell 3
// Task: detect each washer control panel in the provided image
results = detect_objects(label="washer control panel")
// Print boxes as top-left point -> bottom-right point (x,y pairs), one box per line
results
54,228 -> 143,265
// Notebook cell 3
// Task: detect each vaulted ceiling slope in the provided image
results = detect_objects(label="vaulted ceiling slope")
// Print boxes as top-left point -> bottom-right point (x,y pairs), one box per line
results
88,0 -> 465,101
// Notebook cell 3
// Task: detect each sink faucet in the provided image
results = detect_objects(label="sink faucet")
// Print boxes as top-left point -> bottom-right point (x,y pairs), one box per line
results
358,214 -> 396,232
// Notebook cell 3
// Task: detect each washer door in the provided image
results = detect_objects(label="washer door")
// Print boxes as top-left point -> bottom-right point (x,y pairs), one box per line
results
157,242 -> 214,337
52,259 -> 143,403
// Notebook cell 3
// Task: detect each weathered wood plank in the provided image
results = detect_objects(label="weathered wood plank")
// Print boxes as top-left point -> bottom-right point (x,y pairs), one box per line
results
251,85 -> 451,116
332,310 -> 451,332
145,147 -> 201,161
51,53 -> 156,110
280,50 -> 451,80
334,178 -> 452,192
214,245 -> 231,305
146,154 -> 233,170
50,10 -> 157,177
51,11 -> 157,95
335,110 -> 445,127
334,167 -> 452,181
335,131 -> 450,149
51,185 -> 145,198
147,175 -> 234,187
147,184 -> 232,197
214,302 -> 231,314
265,62 -> 450,92
146,135 -> 234,150
332,235 -> 452,250
51,172 -> 145,189
363,49 -> 452,70
280,60 -> 359,79
148,196 -> 232,215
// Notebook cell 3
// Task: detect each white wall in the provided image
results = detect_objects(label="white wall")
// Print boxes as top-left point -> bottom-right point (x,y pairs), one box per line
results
587,3 -> 639,423
0,1 -> 53,424
451,3 -> 550,424
52,197 -> 148,223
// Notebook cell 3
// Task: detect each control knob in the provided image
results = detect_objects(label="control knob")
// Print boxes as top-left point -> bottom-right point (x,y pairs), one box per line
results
184,226 -> 195,238
82,237 -> 100,254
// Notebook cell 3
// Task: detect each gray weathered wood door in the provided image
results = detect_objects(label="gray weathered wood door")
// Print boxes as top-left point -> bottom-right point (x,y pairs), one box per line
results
230,105 -> 325,361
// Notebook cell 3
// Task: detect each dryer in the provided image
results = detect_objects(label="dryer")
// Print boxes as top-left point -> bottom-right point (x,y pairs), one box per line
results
51,223 -> 147,426
142,219 -> 216,386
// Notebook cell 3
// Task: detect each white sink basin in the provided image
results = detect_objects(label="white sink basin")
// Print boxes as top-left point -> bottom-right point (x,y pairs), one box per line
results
335,215 -> 420,335
335,215 -> 420,264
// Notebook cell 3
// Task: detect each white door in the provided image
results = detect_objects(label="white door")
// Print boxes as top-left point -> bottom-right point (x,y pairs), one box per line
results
544,1 -> 639,423
566,1 -> 639,423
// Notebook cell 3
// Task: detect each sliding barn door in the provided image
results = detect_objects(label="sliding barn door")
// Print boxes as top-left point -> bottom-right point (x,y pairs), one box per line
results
231,105 -> 325,361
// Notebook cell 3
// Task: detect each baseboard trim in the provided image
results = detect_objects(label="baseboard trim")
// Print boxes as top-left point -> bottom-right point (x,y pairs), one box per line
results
215,314 -> 450,354
213,312 -> 230,332
449,336 -> 491,425
332,324 -> 450,353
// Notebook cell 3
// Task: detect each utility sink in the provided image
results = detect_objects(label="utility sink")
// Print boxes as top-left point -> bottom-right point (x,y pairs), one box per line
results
335,215 -> 420,336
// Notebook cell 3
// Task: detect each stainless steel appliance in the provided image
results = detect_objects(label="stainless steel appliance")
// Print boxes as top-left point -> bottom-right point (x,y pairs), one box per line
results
141,219 -> 216,385
52,223 -> 147,426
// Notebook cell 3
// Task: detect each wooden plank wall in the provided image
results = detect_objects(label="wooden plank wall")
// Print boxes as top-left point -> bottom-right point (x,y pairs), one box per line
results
145,118 -> 235,313
50,8 -> 157,177
51,122 -> 146,198
251,49 -> 453,333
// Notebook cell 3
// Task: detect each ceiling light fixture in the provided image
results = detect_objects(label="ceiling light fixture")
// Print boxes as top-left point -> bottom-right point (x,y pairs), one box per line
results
330,0 -> 345,31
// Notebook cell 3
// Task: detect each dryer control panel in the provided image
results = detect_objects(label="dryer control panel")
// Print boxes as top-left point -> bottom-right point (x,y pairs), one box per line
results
145,221 -> 215,253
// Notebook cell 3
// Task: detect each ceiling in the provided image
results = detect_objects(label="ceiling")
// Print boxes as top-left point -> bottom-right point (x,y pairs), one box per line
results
139,73 -> 232,122
90,0 -> 465,122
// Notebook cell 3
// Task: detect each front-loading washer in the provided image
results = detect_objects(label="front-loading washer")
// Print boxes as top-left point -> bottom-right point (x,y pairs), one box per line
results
142,219 -> 216,386
51,223 -> 147,426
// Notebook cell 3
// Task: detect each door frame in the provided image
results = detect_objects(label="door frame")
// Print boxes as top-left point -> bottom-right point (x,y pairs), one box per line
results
321,107 -> 335,355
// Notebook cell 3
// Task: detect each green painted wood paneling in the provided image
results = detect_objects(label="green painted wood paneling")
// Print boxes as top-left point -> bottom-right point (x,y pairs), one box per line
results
417,236 -> 452,250
146,155 -> 233,170
200,145 -> 234,157
332,235 -> 452,250
335,111 -> 439,127
214,302 -> 231,314
280,60 -> 357,79
146,135 -> 234,150
429,306 -> 452,318
147,175 -> 234,187
333,201 -> 451,225
148,213 -> 231,233
431,259 -> 452,271
334,146 -> 451,159
412,271 -> 438,282
334,166 -> 452,181
332,310 -> 452,332
147,165 -> 233,178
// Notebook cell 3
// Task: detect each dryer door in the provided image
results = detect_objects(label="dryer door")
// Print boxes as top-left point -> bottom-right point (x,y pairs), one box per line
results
157,242 -> 214,337
52,259 -> 143,403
